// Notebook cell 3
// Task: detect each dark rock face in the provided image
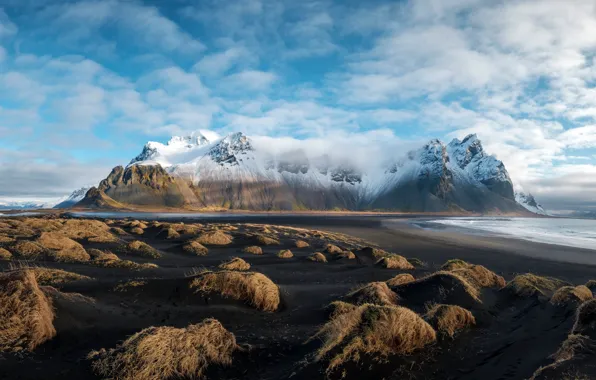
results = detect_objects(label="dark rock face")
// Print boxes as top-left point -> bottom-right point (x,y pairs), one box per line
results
330,167 -> 362,185
99,165 -> 173,192
95,165 -> 186,207
75,187 -> 122,209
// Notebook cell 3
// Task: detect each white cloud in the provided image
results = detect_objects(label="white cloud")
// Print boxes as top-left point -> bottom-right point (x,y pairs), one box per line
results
559,125 -> 596,149
193,46 -> 256,77
219,70 -> 278,93
32,1 -> 204,56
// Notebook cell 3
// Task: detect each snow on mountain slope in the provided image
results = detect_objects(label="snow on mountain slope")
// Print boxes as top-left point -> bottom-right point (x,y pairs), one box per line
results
447,134 -> 514,198
54,187 -> 92,208
129,130 -> 220,167
84,130 -> 543,213
515,191 -> 548,215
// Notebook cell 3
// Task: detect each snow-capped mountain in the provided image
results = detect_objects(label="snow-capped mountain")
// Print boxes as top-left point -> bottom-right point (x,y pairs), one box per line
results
0,200 -> 54,210
54,187 -> 92,208
78,131 -> 542,213
515,191 -> 548,215
129,130 -> 220,167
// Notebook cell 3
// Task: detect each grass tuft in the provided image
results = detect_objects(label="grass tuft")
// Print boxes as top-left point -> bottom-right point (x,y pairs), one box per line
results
344,282 -> 398,306
307,252 -> 327,263
88,319 -> 239,380
0,270 -> 56,352
218,257 -> 251,271
242,246 -> 263,255
504,273 -> 569,298
550,286 -> 593,306
189,271 -> 280,312
126,241 -> 162,259
182,241 -> 208,256
376,254 -> 414,270
294,240 -> 310,248
309,304 -> 436,374
441,259 -> 505,289
195,231 -> 233,246
386,273 -> 415,287
276,249 -> 293,259
424,304 -> 475,338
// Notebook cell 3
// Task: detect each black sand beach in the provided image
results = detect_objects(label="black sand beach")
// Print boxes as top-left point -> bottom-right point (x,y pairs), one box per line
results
1,213 -> 595,379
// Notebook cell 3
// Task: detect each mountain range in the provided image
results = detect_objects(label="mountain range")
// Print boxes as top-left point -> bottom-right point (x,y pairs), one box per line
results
72,131 -> 546,214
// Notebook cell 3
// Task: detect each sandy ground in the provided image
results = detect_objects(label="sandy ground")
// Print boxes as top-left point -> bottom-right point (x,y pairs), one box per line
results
1,214 -> 595,379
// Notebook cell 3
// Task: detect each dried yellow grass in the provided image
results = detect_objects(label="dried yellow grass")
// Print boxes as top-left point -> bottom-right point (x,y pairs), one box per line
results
182,241 -> 208,256
196,231 -> 233,245
110,227 -> 128,236
126,241 -> 162,259
30,267 -> 91,286
550,286 -> 593,306
334,251 -> 356,260
326,301 -> 358,319
88,248 -> 158,270
130,227 -> 144,235
414,271 -> 482,303
424,304 -> 476,338
114,280 -> 148,292
128,220 -> 148,229
308,252 -> 327,263
386,273 -> 415,287
10,240 -> 46,260
256,234 -> 280,246
190,271 -> 280,312
309,304 -> 436,373
324,244 -> 343,254
87,248 -> 120,262
88,319 -> 238,380
294,240 -> 310,248
358,247 -> 390,259
0,248 -> 12,260
504,273 -> 569,298
157,228 -> 180,240
0,270 -> 56,352
60,219 -> 118,243
21,218 -> 63,232
345,282 -> 398,306
529,334 -> 596,380
37,232 -> 91,262
242,246 -> 263,255
0,235 -> 16,244
441,259 -> 469,271
376,254 -> 415,270
218,257 -> 251,271
42,285 -> 96,304
407,257 -> 426,268
442,260 -> 505,289
277,249 -> 293,259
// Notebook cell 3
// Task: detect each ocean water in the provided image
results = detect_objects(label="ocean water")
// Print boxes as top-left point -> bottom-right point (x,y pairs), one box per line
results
426,217 -> 596,250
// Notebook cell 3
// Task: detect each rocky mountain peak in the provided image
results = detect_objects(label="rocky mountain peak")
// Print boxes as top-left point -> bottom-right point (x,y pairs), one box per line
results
448,133 -> 485,169
515,191 -> 548,215
209,132 -> 253,166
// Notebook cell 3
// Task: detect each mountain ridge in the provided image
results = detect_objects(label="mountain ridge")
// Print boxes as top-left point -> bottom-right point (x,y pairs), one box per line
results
75,131 -> 541,213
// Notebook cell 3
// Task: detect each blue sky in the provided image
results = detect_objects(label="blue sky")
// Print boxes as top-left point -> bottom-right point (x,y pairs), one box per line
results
2,0 -> 596,210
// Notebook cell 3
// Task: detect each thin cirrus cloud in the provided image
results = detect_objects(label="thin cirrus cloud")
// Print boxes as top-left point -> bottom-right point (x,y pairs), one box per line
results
0,0 -> 595,211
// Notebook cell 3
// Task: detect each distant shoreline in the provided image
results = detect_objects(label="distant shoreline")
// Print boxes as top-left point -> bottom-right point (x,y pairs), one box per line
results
0,206 -> 545,218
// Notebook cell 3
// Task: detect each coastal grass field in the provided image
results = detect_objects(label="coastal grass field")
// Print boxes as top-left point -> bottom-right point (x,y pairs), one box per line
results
0,213 -> 595,379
